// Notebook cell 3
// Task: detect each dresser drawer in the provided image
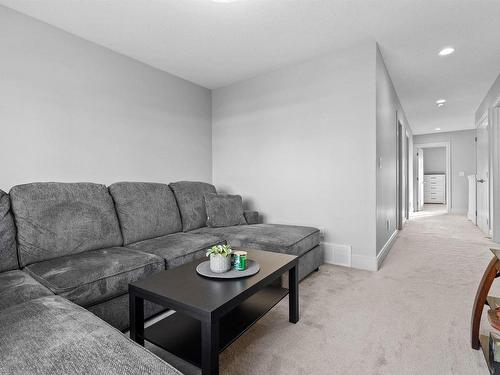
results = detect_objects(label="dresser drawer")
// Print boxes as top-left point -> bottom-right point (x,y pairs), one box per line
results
424,185 -> 445,193
424,191 -> 445,203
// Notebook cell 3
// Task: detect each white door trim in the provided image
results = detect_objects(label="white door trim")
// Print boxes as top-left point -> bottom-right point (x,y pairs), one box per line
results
413,142 -> 451,213
476,115 -> 490,235
491,106 -> 500,243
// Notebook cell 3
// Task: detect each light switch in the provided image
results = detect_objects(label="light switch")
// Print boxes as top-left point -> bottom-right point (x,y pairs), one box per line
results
459,171 -> 465,177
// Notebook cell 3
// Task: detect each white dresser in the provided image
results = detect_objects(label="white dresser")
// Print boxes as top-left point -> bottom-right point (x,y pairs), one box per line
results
424,174 -> 446,204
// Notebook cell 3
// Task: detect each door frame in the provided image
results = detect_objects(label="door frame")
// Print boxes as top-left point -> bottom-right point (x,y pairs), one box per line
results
413,141 -> 451,213
416,146 -> 424,211
476,114 -> 490,235
405,132 -> 410,220
490,104 -> 500,243
397,120 -> 403,230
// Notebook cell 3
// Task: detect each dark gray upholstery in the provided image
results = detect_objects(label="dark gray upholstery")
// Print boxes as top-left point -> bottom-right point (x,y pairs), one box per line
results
193,224 -> 320,257
87,293 -> 165,331
0,296 -> 182,375
244,210 -> 259,225
128,232 -> 224,269
24,247 -> 164,307
0,190 -> 18,272
0,270 -> 53,311
109,182 -> 182,245
10,182 -> 123,267
205,193 -> 247,228
281,245 -> 323,286
169,181 -> 216,232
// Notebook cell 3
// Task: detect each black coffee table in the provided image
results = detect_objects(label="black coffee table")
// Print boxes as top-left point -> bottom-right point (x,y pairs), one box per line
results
129,249 -> 299,375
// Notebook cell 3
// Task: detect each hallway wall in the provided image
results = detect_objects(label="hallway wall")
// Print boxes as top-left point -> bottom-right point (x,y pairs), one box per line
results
376,45 -> 413,259
414,130 -> 475,214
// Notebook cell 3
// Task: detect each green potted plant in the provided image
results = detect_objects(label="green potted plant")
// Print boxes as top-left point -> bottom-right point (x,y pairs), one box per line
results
206,244 -> 232,273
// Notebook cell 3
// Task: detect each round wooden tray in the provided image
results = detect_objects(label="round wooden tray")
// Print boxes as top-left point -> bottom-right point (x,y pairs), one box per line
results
196,259 -> 260,279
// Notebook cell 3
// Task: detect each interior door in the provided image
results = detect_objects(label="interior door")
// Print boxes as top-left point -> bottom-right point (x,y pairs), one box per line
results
417,147 -> 424,211
477,119 -> 490,234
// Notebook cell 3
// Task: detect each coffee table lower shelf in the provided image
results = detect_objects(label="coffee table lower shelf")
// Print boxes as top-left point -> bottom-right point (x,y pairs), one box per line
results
144,285 -> 288,367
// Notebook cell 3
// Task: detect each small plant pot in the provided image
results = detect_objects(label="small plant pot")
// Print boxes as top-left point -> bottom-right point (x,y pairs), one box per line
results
210,254 -> 231,273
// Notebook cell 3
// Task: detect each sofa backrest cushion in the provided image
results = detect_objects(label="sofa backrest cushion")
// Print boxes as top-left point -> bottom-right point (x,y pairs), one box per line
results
0,190 -> 19,272
109,182 -> 182,245
169,181 -> 216,232
204,193 -> 247,228
10,183 -> 123,267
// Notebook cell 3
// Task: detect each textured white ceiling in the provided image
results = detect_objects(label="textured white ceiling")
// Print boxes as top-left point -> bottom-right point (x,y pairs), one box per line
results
2,0 -> 500,134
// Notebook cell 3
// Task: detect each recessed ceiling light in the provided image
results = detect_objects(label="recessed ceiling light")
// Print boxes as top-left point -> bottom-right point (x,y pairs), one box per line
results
435,128 -> 441,131
436,99 -> 446,107
439,47 -> 455,56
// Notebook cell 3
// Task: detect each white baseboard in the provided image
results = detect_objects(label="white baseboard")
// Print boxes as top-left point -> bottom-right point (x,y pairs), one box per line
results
322,231 -> 398,272
450,208 -> 467,215
351,254 -> 378,271
377,230 -> 398,269
323,242 -> 352,267
323,242 -> 378,271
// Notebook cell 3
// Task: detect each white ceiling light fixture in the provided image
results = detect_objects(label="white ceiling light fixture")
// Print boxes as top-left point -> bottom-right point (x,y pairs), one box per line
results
436,99 -> 446,107
435,128 -> 441,131
439,47 -> 455,56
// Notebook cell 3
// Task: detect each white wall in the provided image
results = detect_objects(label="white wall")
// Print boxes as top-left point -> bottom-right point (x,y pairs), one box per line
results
212,40 -> 377,270
0,6 -> 212,191
423,147 -> 446,174
476,73 -> 500,122
414,130 -> 475,214
375,46 -> 413,257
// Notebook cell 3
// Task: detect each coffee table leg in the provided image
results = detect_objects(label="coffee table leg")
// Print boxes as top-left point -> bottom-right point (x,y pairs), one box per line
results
129,291 -> 144,346
289,265 -> 299,323
201,317 -> 219,375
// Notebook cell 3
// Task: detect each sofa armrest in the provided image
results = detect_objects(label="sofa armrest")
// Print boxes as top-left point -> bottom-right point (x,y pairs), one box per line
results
244,210 -> 259,225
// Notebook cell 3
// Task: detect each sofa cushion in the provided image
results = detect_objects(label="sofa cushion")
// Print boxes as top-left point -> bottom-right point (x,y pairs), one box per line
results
193,224 -> 320,257
0,190 -> 18,272
109,182 -> 182,245
169,181 -> 216,232
10,182 -> 123,267
0,270 -> 53,311
128,232 -> 224,269
0,296 -> 182,375
205,193 -> 247,228
24,247 -> 164,307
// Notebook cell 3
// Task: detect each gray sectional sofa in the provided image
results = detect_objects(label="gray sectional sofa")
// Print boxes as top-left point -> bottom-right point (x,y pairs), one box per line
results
0,181 -> 322,374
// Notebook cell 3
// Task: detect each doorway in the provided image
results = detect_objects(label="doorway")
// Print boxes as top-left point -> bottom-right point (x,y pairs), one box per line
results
413,142 -> 451,215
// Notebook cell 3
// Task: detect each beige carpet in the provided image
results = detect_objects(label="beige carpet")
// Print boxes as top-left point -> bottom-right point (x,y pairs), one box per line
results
148,213 -> 496,374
